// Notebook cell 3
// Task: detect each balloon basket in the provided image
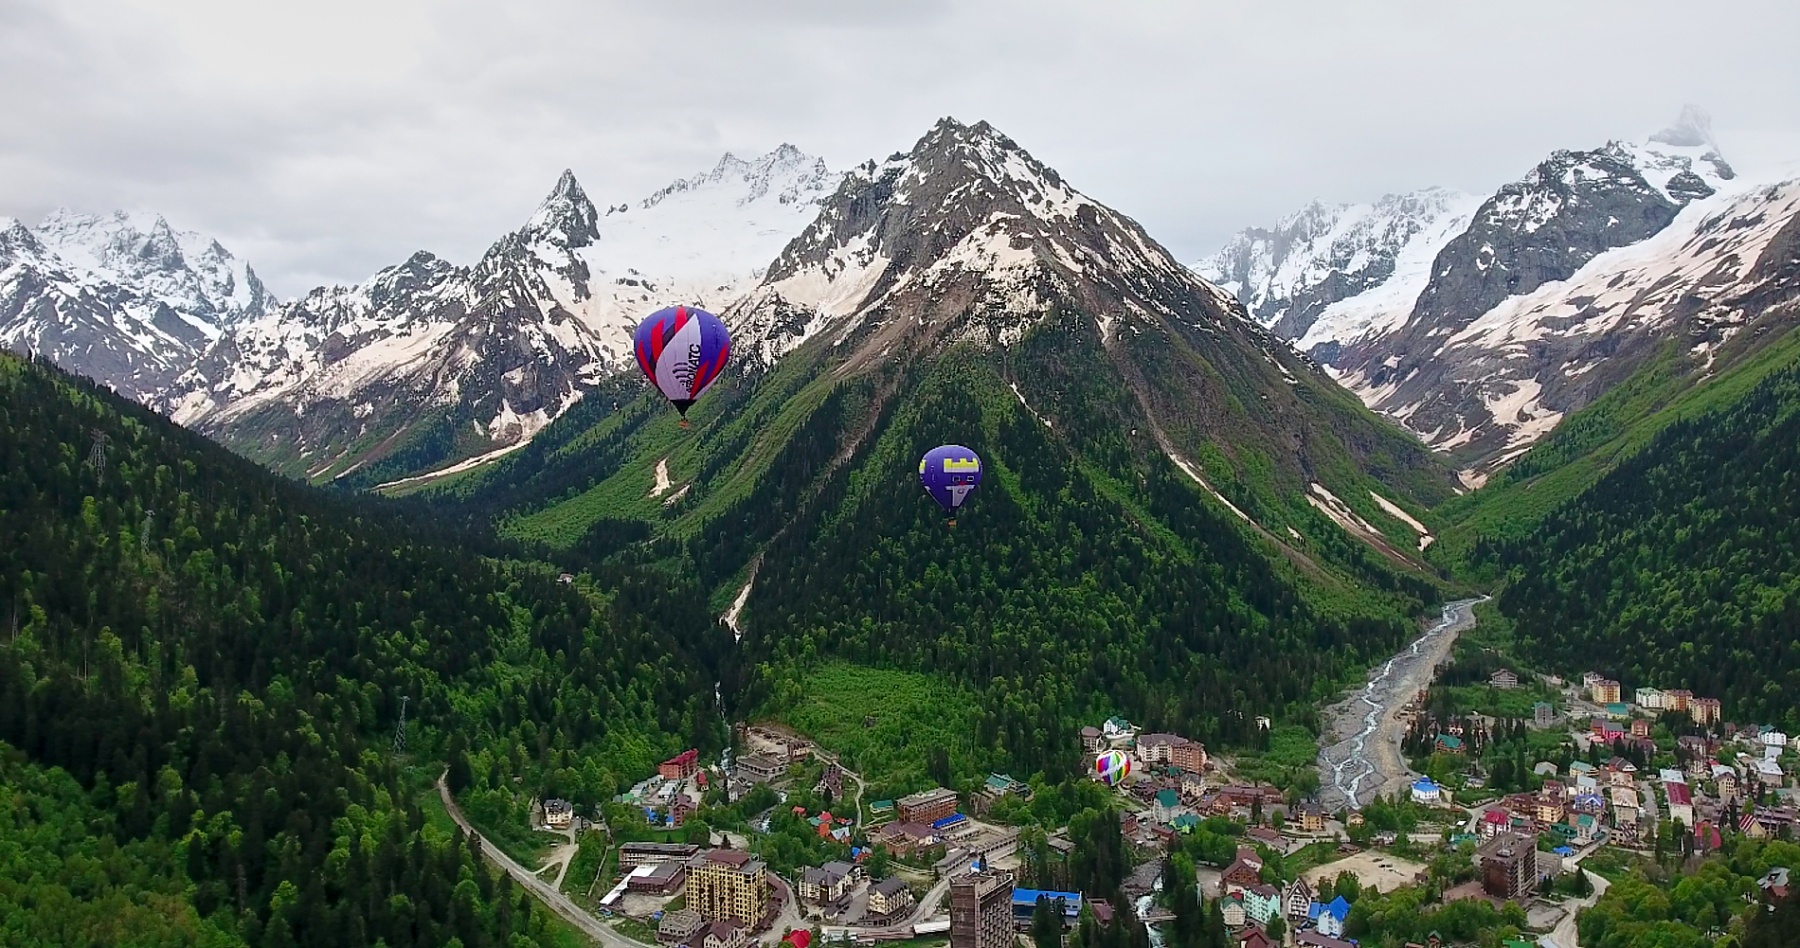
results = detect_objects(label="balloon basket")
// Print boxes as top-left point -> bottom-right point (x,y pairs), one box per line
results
679,418 -> 691,430
947,519 -> 957,528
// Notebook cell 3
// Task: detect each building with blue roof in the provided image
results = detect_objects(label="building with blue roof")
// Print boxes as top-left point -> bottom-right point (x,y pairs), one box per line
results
1307,896 -> 1349,937
1410,776 -> 1442,804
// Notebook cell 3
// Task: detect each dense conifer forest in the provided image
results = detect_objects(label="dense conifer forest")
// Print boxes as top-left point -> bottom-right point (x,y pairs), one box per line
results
1486,356 -> 1800,728
0,353 -> 725,946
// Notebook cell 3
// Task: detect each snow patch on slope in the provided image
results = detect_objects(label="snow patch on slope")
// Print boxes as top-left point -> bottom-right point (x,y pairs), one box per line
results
724,577 -> 754,642
1305,483 -> 1414,564
1166,450 -> 1254,525
1369,490 -> 1435,551
372,437 -> 533,490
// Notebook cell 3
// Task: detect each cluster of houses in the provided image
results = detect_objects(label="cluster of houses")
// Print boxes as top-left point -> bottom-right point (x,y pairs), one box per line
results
1477,761 -> 1624,850
794,858 -> 918,923
1082,717 -> 1306,840
1203,847 -> 1354,948
620,765 -> 706,829
644,848 -> 783,948
605,843 -> 789,948
792,805 -> 856,844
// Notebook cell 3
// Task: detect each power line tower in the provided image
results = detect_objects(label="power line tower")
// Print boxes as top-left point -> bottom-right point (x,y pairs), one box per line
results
87,429 -> 109,475
393,695 -> 409,759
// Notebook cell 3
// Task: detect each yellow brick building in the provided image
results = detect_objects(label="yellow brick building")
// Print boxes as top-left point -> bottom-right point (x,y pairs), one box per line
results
686,850 -> 771,928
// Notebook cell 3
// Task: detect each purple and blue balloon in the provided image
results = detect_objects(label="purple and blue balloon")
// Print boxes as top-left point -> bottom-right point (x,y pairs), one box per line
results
633,305 -> 731,426
919,444 -> 983,525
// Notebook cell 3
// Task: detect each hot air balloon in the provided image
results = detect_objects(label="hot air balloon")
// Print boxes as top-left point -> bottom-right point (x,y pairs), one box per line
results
633,305 -> 731,427
919,444 -> 983,526
1094,750 -> 1131,788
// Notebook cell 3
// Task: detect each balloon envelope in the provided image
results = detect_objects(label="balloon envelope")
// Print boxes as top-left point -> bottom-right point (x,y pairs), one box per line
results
919,445 -> 983,513
633,305 -> 731,415
1094,750 -> 1131,787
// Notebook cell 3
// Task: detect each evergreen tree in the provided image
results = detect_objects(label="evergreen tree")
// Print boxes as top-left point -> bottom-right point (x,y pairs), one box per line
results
1033,897 -> 1065,948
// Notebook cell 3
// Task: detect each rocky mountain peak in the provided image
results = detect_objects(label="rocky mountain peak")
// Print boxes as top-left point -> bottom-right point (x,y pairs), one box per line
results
738,118 -> 1241,368
1650,104 -> 1721,153
1194,184 -> 1483,342
639,144 -> 837,212
524,169 -> 600,247
1,217 -> 43,254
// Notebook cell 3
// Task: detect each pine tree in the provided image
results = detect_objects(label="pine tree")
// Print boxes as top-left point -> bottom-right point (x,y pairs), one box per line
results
1033,897 -> 1065,948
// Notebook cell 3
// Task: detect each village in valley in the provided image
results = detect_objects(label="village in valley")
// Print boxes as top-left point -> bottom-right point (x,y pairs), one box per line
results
506,656 -> 1800,948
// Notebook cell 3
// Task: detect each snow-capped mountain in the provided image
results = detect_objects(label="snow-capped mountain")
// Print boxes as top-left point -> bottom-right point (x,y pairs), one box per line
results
469,118 -> 1457,580
733,118 -> 1251,368
0,210 -> 271,400
1198,106 -> 1796,480
168,145 -> 841,483
1197,187 -> 1484,345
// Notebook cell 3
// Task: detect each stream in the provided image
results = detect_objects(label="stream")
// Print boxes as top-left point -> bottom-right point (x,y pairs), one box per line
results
1321,597 -> 1486,806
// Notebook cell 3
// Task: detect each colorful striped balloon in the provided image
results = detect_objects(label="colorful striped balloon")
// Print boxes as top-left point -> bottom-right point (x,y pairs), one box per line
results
633,305 -> 731,424
1094,749 -> 1131,787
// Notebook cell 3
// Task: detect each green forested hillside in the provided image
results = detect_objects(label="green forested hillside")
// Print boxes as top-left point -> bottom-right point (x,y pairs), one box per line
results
1489,353 -> 1800,728
0,353 -> 724,946
1432,327 -> 1800,572
733,347 -> 1439,780
421,297 -> 1450,789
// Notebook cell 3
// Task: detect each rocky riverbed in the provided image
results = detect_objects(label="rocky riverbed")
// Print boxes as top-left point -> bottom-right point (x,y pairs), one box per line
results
1316,598 -> 1485,810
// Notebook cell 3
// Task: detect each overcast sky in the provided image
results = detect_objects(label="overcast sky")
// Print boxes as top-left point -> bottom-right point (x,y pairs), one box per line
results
6,0 -> 1799,297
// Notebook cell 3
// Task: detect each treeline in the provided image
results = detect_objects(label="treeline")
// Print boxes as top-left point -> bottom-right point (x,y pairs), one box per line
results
0,354 -> 723,945
1486,356 -> 1800,729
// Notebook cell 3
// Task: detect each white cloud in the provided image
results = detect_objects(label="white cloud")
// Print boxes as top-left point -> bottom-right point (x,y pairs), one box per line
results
4,0 -> 1797,297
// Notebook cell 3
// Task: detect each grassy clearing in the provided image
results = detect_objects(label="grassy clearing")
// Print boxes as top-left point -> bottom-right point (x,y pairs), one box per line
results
766,662 -> 992,795
1230,724 -> 1321,791
1437,683 -> 1561,719
1283,840 -> 1340,878
611,917 -> 660,942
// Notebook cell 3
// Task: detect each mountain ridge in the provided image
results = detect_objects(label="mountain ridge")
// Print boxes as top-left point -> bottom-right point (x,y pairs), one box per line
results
163,145 -> 843,486
417,117 -> 1458,784
1,208 -> 271,401
1197,106 -> 1798,482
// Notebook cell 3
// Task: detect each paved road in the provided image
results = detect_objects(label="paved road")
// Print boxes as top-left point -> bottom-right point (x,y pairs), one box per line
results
1317,597 -> 1487,810
847,868 -> 957,931
1543,868 -> 1611,948
438,773 -> 651,948
757,874 -> 805,946
807,746 -> 870,828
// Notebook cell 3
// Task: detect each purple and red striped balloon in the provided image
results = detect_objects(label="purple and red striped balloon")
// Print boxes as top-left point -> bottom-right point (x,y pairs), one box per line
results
633,305 -> 732,422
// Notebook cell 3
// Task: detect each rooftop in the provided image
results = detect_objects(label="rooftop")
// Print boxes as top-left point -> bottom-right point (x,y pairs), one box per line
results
871,877 -> 909,897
